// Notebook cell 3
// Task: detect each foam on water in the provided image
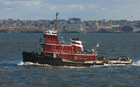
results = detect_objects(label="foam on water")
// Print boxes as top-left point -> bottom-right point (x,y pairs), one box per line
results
63,64 -> 129,68
17,61 -> 34,65
90,64 -> 126,68
15,60 -> 140,68
16,61 -> 50,66
132,60 -> 140,66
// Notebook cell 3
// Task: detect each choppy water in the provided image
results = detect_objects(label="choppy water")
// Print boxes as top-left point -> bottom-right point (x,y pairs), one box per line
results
0,33 -> 140,87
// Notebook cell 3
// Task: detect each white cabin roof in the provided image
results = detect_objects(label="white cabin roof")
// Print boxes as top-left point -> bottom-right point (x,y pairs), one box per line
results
43,30 -> 57,35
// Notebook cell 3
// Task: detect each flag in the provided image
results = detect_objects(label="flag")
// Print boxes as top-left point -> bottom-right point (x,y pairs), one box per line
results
96,43 -> 99,47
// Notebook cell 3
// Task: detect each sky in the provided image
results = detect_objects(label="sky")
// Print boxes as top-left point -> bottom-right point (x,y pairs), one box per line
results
0,0 -> 140,21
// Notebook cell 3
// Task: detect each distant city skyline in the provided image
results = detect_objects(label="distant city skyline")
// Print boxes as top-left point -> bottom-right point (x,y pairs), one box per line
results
0,0 -> 140,21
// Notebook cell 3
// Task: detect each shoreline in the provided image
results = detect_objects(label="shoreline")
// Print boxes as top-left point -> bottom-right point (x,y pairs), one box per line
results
0,30 -> 139,33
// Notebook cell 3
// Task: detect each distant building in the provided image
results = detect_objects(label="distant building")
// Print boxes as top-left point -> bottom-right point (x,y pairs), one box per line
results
67,24 -> 82,31
132,26 -> 140,32
95,22 -> 98,29
68,18 -> 81,22
123,26 -> 133,32
113,27 -> 123,32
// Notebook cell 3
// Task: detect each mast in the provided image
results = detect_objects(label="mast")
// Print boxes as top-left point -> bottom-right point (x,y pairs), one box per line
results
55,12 -> 59,31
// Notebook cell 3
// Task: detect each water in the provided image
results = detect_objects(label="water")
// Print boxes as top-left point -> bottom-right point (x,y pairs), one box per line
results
0,33 -> 140,87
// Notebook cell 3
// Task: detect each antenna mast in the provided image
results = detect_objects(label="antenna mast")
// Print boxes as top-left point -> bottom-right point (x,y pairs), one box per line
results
55,12 -> 59,31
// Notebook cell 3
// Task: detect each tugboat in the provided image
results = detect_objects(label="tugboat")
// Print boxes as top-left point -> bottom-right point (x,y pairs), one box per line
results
22,12 -> 132,66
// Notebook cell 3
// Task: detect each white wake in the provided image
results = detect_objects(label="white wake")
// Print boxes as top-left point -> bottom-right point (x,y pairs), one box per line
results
16,61 -> 50,66
132,60 -> 140,66
15,60 -> 140,68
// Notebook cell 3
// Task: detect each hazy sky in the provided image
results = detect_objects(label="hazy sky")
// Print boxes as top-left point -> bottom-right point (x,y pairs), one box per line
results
0,0 -> 139,21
